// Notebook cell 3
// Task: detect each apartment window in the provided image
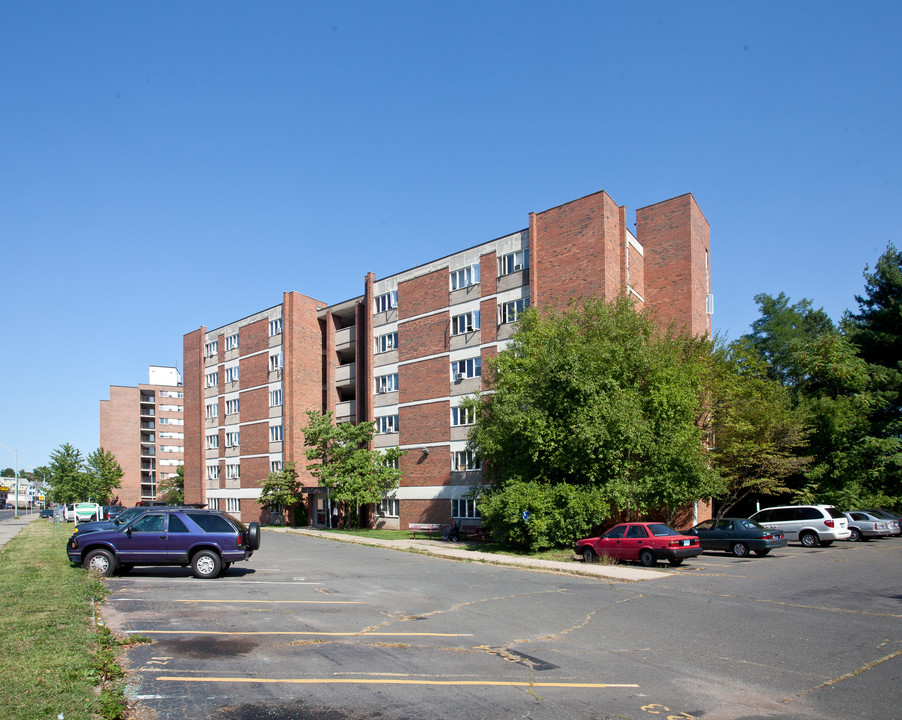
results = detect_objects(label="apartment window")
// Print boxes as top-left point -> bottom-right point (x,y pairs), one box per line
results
159,390 -> 184,399
208,497 -> 220,510
269,352 -> 282,371
376,415 -> 399,435
452,449 -> 481,472
226,498 -> 241,514
270,425 -> 283,442
225,398 -> 240,415
225,333 -> 239,351
452,310 -> 480,335
205,403 -> 218,419
205,372 -> 218,388
159,432 -> 184,439
224,365 -> 239,383
206,464 -> 220,480
226,462 -> 240,480
380,451 -> 400,470
375,290 -> 398,313
376,373 -> 398,394
206,434 -> 219,450
500,298 -> 530,324
451,264 -> 480,290
159,404 -> 182,412
269,318 -> 282,336
499,249 -> 529,276
159,417 -> 184,426
160,445 -> 181,453
452,498 -> 481,519
225,431 -> 240,448
377,332 -> 398,353
205,341 -> 218,358
270,388 -> 283,407
159,459 -> 180,467
270,460 -> 283,473
452,357 -> 481,381
452,406 -> 476,426
377,498 -> 399,517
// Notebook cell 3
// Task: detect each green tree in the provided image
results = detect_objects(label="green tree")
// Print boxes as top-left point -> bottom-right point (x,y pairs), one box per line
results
47,443 -> 88,504
464,296 -> 720,549
1,468 -> 15,478
303,411 -> 406,527
157,465 -> 185,505
708,342 -> 811,516
257,461 -> 302,524
84,448 -> 124,504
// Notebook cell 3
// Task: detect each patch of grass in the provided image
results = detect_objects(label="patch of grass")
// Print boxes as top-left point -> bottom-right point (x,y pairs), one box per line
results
0,520 -> 133,720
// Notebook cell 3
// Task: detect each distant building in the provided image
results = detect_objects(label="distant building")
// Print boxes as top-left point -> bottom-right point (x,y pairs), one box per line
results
182,190 -> 712,527
99,366 -> 184,507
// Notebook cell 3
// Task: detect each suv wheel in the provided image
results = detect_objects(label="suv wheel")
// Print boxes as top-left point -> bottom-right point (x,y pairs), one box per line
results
799,531 -> 819,548
192,550 -> 222,579
84,549 -> 117,577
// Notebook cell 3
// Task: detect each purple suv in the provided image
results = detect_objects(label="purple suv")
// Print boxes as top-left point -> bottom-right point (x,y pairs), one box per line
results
67,508 -> 261,579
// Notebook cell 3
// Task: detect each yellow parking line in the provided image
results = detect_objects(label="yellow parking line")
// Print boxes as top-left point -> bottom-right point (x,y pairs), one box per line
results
128,630 -> 473,637
155,676 -> 638,688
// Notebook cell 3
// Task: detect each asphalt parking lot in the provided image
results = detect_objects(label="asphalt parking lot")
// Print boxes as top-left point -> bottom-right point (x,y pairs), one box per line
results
101,530 -> 901,720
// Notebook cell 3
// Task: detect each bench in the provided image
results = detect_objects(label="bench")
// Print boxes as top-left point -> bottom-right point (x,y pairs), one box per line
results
460,525 -> 488,543
408,523 -> 445,539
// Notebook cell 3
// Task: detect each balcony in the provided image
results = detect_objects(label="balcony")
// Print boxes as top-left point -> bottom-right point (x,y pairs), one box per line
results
335,362 -> 356,389
335,326 -> 355,352
335,400 -> 356,423
140,421 -> 155,430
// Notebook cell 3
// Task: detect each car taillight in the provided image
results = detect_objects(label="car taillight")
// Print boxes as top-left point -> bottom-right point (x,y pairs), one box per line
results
762,533 -> 775,540
669,539 -> 680,547
824,519 -> 835,528
237,533 -> 245,549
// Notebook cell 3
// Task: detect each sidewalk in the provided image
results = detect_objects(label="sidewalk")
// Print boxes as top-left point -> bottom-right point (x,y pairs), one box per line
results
272,526 -> 668,582
0,514 -> 40,549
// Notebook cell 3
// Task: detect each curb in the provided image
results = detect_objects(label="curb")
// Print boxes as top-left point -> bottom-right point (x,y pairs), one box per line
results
266,526 -> 669,582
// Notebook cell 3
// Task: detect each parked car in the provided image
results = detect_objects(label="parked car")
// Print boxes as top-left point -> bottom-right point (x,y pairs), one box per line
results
575,522 -> 702,567
66,507 -> 261,578
842,511 -> 891,541
40,507 -> 54,518
748,504 -> 851,547
101,505 -> 126,521
858,509 -> 901,536
687,517 -> 787,557
69,506 -> 161,536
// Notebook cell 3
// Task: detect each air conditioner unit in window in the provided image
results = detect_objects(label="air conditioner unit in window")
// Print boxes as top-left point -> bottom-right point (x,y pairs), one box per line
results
456,372 -> 465,381
513,263 -> 523,271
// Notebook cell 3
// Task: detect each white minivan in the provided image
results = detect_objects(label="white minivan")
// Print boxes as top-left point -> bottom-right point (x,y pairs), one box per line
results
748,505 -> 851,547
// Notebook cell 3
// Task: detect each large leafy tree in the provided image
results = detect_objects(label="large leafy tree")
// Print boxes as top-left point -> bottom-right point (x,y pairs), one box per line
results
464,296 -> 720,547
157,464 -> 185,505
47,443 -> 88,504
303,411 -> 406,527
257,461 -> 302,523
738,291 -> 899,508
707,342 -> 811,516
84,448 -> 124,504
843,243 -> 902,500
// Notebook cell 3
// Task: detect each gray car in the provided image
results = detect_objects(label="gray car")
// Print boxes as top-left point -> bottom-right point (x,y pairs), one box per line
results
858,509 -> 902,536
842,511 -> 891,541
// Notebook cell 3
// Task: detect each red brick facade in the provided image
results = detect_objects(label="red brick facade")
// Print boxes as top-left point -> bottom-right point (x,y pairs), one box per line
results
181,190 -> 711,529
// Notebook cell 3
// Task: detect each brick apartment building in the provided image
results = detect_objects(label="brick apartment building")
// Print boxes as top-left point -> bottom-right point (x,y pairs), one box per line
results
99,366 -> 185,507
182,190 -> 712,528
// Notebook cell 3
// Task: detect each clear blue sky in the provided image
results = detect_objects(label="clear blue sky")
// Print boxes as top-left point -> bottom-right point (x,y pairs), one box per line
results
1,2 -> 899,473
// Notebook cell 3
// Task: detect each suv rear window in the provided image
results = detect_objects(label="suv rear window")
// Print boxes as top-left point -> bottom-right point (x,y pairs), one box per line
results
825,506 -> 845,519
186,513 -> 236,533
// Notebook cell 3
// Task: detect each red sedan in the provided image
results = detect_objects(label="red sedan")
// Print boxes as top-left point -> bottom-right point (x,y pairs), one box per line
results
575,522 -> 702,567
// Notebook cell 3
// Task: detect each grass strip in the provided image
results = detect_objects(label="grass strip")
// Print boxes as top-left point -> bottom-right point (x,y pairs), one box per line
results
0,519 -> 132,720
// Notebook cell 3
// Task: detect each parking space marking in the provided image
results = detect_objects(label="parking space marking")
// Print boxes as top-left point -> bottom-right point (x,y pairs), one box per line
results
111,598 -> 363,605
127,630 -> 474,637
153,676 -> 639,688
